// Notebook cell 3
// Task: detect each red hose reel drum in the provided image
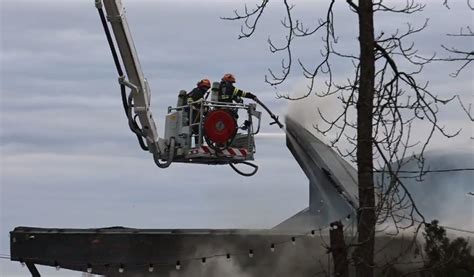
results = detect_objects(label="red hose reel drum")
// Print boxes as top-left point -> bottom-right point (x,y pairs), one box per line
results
203,110 -> 237,145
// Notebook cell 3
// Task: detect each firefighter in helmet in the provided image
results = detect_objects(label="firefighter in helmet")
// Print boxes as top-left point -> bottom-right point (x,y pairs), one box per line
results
218,73 -> 257,103
187,79 -> 211,144
188,79 -> 211,104
218,73 -> 257,130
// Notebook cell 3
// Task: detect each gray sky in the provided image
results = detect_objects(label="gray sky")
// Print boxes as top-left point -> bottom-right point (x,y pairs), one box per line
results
1,0 -> 472,275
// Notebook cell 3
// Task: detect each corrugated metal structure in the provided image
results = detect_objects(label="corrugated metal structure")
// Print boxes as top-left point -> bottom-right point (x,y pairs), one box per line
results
274,117 -> 358,230
10,117 -> 360,276
10,227 -> 333,276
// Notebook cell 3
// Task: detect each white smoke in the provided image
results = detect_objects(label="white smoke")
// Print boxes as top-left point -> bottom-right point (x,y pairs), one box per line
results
286,79 -> 342,139
286,79 -> 357,162
286,79 -> 473,232
172,258 -> 253,277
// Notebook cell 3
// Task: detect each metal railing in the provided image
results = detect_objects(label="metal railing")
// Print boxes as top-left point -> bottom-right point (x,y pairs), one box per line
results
168,99 -> 260,153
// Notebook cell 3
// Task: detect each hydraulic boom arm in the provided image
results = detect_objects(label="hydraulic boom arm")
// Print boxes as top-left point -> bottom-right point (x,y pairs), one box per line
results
96,0 -> 172,166
95,0 -> 282,174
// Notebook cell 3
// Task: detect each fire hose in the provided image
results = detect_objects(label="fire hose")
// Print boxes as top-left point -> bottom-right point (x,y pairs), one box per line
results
254,98 -> 284,129
228,97 -> 284,177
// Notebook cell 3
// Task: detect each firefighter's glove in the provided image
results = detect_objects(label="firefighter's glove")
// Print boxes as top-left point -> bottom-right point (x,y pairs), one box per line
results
235,97 -> 244,104
246,92 -> 257,101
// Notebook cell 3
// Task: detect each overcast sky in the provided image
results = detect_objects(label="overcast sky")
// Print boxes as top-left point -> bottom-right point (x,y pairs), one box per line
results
1,0 -> 472,276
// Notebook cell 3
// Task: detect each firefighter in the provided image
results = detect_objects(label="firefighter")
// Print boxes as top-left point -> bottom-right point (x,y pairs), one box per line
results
187,79 -> 211,145
218,73 -> 257,130
187,79 -> 211,104
218,73 -> 257,103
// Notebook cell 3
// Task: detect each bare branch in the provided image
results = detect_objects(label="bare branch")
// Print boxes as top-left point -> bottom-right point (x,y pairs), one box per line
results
225,0 -> 467,274
457,95 -> 474,121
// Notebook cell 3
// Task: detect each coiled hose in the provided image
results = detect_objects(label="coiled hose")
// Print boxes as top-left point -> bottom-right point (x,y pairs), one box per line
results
154,137 -> 175,168
229,161 -> 259,177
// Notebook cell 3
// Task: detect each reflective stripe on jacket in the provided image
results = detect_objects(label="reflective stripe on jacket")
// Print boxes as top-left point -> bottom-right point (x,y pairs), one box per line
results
218,81 -> 250,102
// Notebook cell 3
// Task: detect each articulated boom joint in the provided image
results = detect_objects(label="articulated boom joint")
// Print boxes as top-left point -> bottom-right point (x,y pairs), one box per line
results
118,75 -> 137,92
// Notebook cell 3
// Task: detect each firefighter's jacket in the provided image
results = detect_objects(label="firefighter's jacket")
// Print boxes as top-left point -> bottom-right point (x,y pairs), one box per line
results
187,87 -> 208,104
186,87 -> 208,128
218,81 -> 253,103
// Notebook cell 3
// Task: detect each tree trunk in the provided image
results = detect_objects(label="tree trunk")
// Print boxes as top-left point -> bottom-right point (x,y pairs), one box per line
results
329,221 -> 349,277
355,1 -> 376,277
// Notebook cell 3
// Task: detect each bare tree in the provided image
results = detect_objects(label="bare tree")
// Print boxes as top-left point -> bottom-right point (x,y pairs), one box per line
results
440,0 -> 474,77
224,1 -> 467,276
